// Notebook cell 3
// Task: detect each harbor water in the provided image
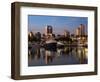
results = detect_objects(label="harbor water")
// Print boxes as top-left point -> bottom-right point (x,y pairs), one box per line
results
28,45 -> 88,66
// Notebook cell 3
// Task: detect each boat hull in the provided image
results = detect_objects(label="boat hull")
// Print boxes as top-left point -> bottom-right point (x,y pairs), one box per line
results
45,43 -> 57,51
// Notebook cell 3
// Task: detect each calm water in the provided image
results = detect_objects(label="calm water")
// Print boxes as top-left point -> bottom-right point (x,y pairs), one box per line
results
28,46 -> 88,66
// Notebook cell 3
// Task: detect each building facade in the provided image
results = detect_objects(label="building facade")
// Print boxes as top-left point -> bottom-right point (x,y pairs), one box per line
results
64,30 -> 70,37
45,25 -> 53,35
75,24 -> 85,36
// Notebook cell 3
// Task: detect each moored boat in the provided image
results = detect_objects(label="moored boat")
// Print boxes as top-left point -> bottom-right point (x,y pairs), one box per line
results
45,40 -> 57,51
57,42 -> 64,48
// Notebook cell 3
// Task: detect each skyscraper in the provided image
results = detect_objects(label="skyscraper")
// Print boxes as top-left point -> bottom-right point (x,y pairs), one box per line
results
64,30 -> 70,37
75,27 -> 81,36
35,32 -> 41,40
45,25 -> 54,40
79,24 -> 85,36
75,24 -> 85,36
45,25 -> 53,35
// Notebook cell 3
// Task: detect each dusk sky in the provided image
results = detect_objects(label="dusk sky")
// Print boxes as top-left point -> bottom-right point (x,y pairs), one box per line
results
28,15 -> 88,35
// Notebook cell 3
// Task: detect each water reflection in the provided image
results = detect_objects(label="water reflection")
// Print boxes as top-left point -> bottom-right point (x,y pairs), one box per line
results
28,46 -> 88,66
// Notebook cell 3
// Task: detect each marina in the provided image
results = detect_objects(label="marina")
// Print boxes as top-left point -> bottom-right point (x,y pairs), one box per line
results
28,16 -> 88,66
28,42 -> 88,66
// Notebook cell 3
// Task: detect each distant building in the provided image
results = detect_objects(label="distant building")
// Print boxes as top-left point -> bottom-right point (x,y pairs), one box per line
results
28,31 -> 34,42
64,30 -> 70,37
79,24 -> 85,35
28,31 -> 34,38
45,25 -> 53,36
75,27 -> 81,36
45,25 -> 54,40
75,24 -> 87,44
70,34 -> 76,41
35,32 -> 41,41
75,24 -> 85,36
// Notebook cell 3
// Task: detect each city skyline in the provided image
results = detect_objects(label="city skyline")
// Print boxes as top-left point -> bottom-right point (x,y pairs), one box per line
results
28,15 -> 88,66
28,15 -> 88,34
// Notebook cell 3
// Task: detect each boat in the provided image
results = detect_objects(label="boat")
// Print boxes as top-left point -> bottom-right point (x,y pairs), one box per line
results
45,40 -> 57,51
57,42 -> 64,48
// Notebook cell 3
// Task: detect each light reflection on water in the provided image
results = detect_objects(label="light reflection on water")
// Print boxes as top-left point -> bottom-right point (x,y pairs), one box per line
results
28,46 -> 88,66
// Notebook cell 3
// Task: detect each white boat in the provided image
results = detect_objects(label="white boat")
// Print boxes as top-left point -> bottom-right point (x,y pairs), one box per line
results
57,42 -> 64,48
46,39 -> 57,44
45,40 -> 57,51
